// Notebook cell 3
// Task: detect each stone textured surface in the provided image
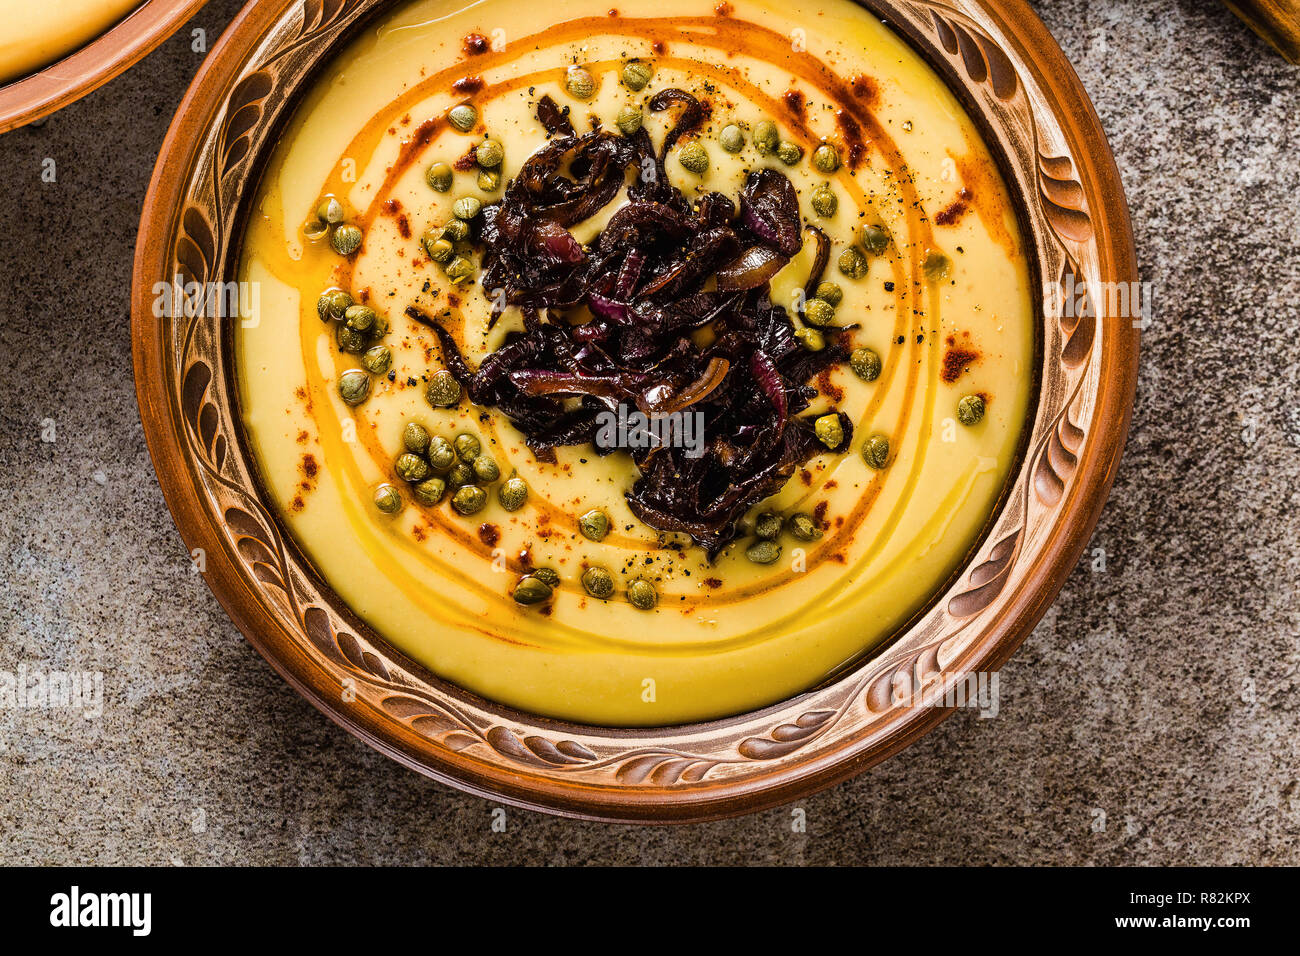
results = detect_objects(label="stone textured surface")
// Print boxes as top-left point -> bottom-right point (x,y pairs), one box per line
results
1,0 -> 1297,865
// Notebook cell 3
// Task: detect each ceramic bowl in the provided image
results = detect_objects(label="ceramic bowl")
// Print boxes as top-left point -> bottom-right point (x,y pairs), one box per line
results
132,0 -> 1139,822
0,0 -> 208,133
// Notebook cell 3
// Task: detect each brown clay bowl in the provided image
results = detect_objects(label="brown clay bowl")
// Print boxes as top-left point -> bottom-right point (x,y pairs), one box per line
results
0,0 -> 208,133
132,0 -> 1139,822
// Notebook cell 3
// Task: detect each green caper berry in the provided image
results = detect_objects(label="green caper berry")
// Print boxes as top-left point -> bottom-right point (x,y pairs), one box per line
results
810,185 -> 837,218
861,224 -> 891,256
746,540 -> 782,565
370,314 -> 390,338
338,368 -> 370,406
776,141 -> 802,166
579,509 -> 609,541
344,304 -> 376,331
303,219 -> 329,241
413,477 -> 446,505
394,452 -> 431,483
427,436 -> 456,471
719,124 -> 744,153
454,432 -> 481,461
477,169 -> 501,191
621,60 -> 652,90
862,434 -> 891,469
336,324 -> 367,354
812,144 -> 840,173
498,476 -> 528,511
788,513 -> 821,541
616,106 -> 643,137
330,224 -> 363,256
425,162 -> 453,192
804,297 -> 836,327
317,288 -> 351,321
814,413 -> 844,449
447,463 -> 474,488
850,347 -> 882,382
814,281 -> 843,307
532,567 -> 561,588
448,104 -> 477,132
361,345 -> 392,375
451,485 -> 487,515
317,197 -> 344,224
794,327 -> 825,351
838,246 -> 868,279
513,576 -> 553,605
441,218 -> 470,241
373,483 -> 402,514
426,369 -> 461,408
472,455 -> 500,483
753,119 -> 779,154
754,513 -> 782,541
923,250 -> 951,280
957,394 -> 986,426
627,578 -> 657,610
444,256 -> 475,284
425,236 -> 454,263
453,196 -> 482,220
566,66 -> 595,99
581,566 -> 615,599
677,142 -> 709,174
475,139 -> 504,169
402,422 -> 431,454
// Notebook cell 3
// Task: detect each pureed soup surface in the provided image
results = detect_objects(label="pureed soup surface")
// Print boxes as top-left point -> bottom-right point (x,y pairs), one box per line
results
0,0 -> 141,85
238,0 -> 1034,725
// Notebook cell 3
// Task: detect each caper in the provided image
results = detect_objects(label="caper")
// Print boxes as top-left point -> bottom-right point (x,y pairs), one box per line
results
454,432 -> 481,462
373,483 -> 402,514
616,106 -> 643,137
532,567 -> 561,588
472,455 -> 500,483
427,436 -> 456,471
498,476 -> 528,511
512,576 -> 553,605
425,162 -> 453,192
814,413 -> 845,449
394,452 -> 430,482
477,169 -> 501,191
566,66 -> 595,99
581,566 -> 615,599
317,197 -> 345,224
444,256 -> 475,284
795,327 -> 825,351
303,219 -> 329,241
370,314 -> 390,338
453,196 -> 482,220
776,141 -> 802,166
475,138 -> 504,169
413,477 -> 446,505
862,224 -> 891,256
746,540 -> 782,565
810,185 -> 837,218
336,324 -> 367,353
837,246 -> 868,279
579,509 -> 609,541
441,218 -> 470,242
804,297 -> 836,327
753,119 -> 779,155
362,345 -> 392,375
812,144 -> 840,173
862,433 -> 890,469
678,142 -> 709,174
789,513 -> 821,541
448,103 -> 477,132
338,368 -> 370,406
447,462 -> 474,488
426,369 -> 461,407
451,485 -> 487,515
627,578 -> 657,610
957,394 -> 986,426
754,512 -> 782,541
719,124 -> 744,153
622,60 -> 652,90
331,223 -> 363,256
402,422 -> 431,454
923,250 -> 951,280
850,347 -> 882,382
815,281 -> 843,307
317,288 -> 352,321
344,304 -> 376,331
425,236 -> 454,263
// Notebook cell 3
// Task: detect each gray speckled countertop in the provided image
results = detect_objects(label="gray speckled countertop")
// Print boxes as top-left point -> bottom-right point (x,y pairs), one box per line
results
1,0 -> 1297,865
